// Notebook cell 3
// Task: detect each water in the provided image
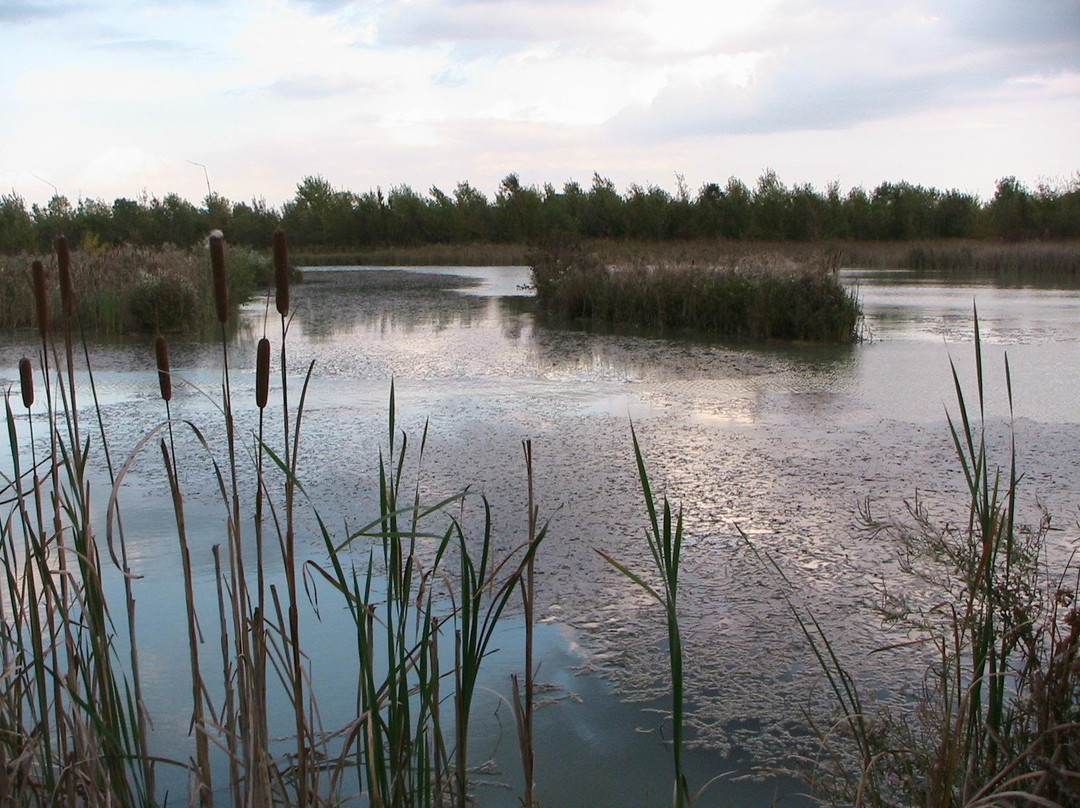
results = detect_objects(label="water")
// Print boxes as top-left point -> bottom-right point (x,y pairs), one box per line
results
1,263 -> 1078,806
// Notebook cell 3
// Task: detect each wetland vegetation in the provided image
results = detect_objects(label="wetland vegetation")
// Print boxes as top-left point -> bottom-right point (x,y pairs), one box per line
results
6,187 -> 1080,808
2,232 -> 1078,807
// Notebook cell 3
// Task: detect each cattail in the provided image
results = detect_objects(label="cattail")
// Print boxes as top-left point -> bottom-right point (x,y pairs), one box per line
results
18,358 -> 34,409
210,232 -> 228,324
256,337 -> 270,409
56,236 -> 75,318
154,336 -> 172,402
272,229 -> 290,317
31,260 -> 49,340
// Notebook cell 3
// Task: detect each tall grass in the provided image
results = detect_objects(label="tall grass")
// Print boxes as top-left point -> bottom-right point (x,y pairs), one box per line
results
1,232 -> 547,806
597,426 -> 692,808
0,244 -> 269,334
530,239 -> 861,342
840,240 -> 1080,284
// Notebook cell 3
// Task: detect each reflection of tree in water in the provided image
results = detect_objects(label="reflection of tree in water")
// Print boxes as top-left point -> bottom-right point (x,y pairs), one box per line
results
288,269 -> 491,339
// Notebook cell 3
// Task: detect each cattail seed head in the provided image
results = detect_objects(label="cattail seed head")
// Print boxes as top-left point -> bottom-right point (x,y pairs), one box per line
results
56,236 -> 75,319
154,336 -> 172,402
18,358 -> 34,409
30,260 -> 49,340
272,229 -> 290,317
210,233 -> 229,324
256,337 -> 270,409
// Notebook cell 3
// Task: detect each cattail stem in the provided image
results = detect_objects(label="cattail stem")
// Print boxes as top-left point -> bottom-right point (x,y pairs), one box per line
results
56,236 -> 74,320
31,261 -> 49,340
272,229 -> 290,317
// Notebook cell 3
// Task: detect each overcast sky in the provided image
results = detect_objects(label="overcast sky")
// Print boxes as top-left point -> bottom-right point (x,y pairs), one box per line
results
2,0 -> 1078,208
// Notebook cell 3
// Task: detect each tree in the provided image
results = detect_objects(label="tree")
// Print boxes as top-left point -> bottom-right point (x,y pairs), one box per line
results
231,197 -> 281,247
987,176 -> 1035,240
0,192 -> 34,252
31,195 -> 79,252
751,169 -> 789,240
453,182 -> 491,242
580,173 -> 625,238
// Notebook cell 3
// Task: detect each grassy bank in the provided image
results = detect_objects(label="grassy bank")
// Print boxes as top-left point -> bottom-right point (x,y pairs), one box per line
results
530,240 -> 861,342
0,242 -> 270,334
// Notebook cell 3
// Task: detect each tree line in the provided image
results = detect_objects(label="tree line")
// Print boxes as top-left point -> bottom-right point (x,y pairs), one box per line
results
2,170 -> 1077,254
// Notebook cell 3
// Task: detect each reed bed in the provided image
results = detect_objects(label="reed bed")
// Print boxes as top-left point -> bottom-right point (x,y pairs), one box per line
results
840,239 -> 1080,283
0,244 -> 269,333
530,240 -> 861,342
0,232 -> 545,806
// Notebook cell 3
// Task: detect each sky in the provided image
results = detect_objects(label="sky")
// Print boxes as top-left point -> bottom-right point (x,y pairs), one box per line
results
2,0 -> 1078,209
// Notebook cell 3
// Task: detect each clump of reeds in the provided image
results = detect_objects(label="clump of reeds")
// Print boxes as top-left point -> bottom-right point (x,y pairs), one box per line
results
0,243 -> 269,333
1,243 -> 152,806
529,240 -> 861,342
2,227 -> 553,807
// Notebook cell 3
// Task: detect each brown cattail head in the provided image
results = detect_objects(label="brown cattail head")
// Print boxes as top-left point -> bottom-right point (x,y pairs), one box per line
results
256,337 -> 270,409
30,260 -> 49,340
210,232 -> 228,324
18,358 -> 34,409
154,336 -> 172,402
272,229 -> 290,317
56,236 -> 75,319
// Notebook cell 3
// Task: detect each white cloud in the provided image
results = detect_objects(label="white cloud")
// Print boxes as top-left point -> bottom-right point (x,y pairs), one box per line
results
1,0 -> 1077,206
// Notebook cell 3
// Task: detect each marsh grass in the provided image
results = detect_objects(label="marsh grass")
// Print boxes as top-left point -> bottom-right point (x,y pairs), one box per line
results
530,239 -> 860,342
1,232 -> 547,806
597,425 -> 692,808
754,309 -> 1080,807
841,240 -> 1080,285
0,244 -> 269,334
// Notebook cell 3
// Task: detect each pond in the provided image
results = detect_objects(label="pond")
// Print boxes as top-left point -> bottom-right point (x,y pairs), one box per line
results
1,263 -> 1078,807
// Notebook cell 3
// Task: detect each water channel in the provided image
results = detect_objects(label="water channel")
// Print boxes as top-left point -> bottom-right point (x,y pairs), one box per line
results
1,263 -> 1078,806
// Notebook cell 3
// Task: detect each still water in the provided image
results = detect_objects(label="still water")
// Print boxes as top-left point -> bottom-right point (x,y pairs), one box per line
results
1,264 -> 1078,806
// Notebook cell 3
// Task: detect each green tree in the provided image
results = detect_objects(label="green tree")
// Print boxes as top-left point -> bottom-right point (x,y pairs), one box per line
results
230,197 -> 281,247
453,182 -> 491,242
987,176 -> 1035,240
31,195 -> 80,251
580,173 -> 625,238
751,169 -> 789,240
934,189 -> 979,238
0,192 -> 34,253
494,173 -> 544,242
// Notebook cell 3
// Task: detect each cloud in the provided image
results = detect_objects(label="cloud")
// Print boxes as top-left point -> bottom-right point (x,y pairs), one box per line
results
89,38 -> 196,56
267,73 -> 376,99
374,0 -> 616,51
605,0 -> 1080,142
0,1 -> 83,23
